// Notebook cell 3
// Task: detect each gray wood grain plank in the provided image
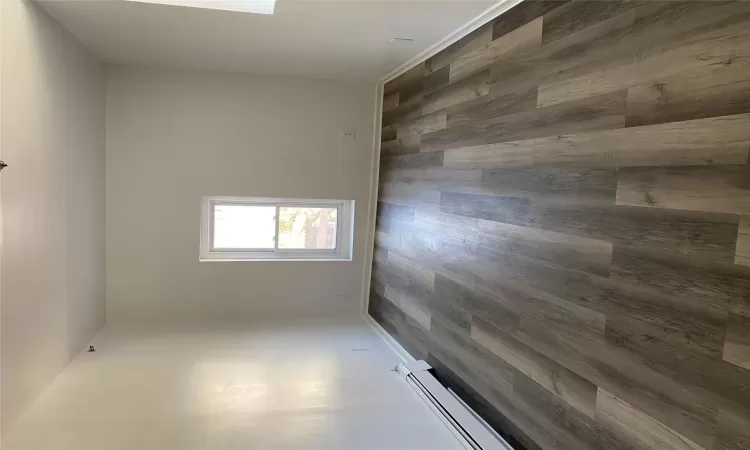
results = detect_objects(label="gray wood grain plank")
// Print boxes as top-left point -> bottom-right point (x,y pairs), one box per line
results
595,388 -> 708,450
451,17 -> 543,82
481,166 -> 618,206
472,317 -> 599,418
737,216 -> 750,267
370,3 -> 750,448
616,165 -> 750,215
423,91 -> 627,152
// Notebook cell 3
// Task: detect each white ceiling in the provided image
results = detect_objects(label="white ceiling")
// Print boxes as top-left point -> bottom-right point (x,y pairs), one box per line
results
37,0 -> 496,81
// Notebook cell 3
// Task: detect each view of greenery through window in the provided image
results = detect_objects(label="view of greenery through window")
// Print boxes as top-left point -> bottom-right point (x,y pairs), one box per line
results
212,204 -> 337,250
278,207 -> 337,250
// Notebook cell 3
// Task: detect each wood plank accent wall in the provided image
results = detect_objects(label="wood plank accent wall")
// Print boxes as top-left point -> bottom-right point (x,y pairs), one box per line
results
369,2 -> 750,449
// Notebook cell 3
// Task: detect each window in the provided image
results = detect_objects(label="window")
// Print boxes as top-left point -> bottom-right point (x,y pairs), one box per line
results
126,0 -> 276,15
200,197 -> 354,261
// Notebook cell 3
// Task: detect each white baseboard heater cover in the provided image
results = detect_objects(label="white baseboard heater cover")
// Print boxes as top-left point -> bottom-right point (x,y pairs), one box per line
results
397,361 -> 514,450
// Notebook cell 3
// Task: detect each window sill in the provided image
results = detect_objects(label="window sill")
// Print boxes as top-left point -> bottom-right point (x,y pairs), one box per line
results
199,257 -> 352,262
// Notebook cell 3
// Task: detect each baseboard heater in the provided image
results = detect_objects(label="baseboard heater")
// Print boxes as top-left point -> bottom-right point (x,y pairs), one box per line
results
396,361 -> 514,450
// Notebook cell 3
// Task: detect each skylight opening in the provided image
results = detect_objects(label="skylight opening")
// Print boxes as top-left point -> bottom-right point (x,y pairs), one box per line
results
126,0 -> 276,15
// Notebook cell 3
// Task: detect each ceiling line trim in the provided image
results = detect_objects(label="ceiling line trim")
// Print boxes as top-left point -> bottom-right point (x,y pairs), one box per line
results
380,0 -> 523,85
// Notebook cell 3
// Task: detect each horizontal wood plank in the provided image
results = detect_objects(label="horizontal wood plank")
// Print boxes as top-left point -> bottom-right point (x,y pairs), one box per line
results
595,388 -> 707,450
450,17 -> 543,82
423,90 -> 627,152
371,2 -> 750,448
472,318 -> 598,418
422,69 -> 490,115
723,313 -> 750,371
615,165 -> 750,215
737,216 -> 750,267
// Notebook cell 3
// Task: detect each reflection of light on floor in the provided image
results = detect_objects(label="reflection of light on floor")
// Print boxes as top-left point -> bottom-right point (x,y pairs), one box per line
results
188,356 -> 339,438
190,360 -> 269,415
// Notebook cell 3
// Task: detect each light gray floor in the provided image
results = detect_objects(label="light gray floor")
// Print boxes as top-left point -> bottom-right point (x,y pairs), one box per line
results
3,320 -> 463,450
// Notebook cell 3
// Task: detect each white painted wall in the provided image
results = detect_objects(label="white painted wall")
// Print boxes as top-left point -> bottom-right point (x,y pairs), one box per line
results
106,66 -> 375,324
0,0 -> 106,435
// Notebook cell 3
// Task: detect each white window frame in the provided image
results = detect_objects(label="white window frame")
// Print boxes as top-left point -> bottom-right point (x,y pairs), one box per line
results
200,196 -> 354,261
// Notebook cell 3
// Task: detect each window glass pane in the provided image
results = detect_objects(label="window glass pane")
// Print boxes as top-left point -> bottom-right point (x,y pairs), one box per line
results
212,204 -> 276,249
278,207 -> 337,250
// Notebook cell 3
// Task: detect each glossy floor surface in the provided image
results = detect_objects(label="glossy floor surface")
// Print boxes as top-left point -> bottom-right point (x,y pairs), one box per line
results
3,320 -> 463,450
